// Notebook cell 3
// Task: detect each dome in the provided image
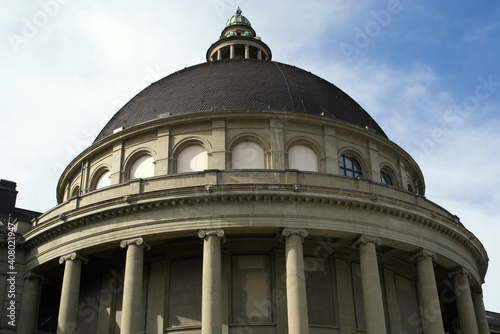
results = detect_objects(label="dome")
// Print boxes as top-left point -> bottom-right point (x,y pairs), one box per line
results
95,59 -> 387,142
225,7 -> 251,27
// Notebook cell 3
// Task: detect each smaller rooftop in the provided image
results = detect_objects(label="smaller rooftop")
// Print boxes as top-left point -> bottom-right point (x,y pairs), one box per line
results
226,7 -> 251,27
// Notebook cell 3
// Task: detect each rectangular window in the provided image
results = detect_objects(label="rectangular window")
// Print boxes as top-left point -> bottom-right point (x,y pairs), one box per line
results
396,275 -> 421,334
351,263 -> 366,330
305,258 -> 335,326
168,258 -> 202,328
37,284 -> 61,333
231,255 -> 272,325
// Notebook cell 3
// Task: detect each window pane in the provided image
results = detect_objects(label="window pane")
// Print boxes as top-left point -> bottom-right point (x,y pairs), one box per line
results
177,145 -> 208,172
288,145 -> 318,172
381,171 -> 393,186
344,156 -> 353,170
130,155 -> 155,180
232,142 -> 265,169
232,255 -> 272,324
95,170 -> 111,189
168,258 -> 202,328
306,259 -> 335,326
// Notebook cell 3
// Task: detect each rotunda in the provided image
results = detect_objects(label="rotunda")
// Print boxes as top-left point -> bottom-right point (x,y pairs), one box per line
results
17,8 -> 489,334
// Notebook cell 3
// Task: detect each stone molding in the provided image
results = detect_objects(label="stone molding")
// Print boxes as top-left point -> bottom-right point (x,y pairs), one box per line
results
120,237 -> 151,251
198,229 -> 226,243
23,182 -> 488,283
470,286 -> 483,296
410,248 -> 438,262
352,235 -> 382,249
59,252 -> 89,265
279,228 -> 308,243
24,271 -> 45,281
448,266 -> 471,279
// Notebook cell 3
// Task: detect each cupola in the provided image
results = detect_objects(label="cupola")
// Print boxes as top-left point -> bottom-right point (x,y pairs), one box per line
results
206,7 -> 272,61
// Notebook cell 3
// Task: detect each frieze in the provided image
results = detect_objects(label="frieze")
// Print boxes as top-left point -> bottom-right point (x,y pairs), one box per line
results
22,185 -> 486,275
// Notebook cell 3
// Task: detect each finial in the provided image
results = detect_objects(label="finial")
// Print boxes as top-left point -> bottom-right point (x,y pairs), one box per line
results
235,7 -> 242,15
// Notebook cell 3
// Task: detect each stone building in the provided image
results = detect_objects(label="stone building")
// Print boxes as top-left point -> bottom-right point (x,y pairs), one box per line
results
7,8 -> 494,334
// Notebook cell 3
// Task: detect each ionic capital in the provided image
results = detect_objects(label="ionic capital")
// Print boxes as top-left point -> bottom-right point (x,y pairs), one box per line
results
120,237 -> 151,251
448,267 -> 471,279
410,249 -> 438,263
59,252 -> 89,265
24,271 -> 45,281
279,228 -> 308,243
352,235 -> 382,249
198,229 -> 226,243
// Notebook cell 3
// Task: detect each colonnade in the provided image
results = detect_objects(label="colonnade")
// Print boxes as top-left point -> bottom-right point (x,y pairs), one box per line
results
17,231 -> 490,334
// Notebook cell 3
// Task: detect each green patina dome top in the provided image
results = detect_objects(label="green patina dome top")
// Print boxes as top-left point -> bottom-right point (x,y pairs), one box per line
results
226,7 -> 251,27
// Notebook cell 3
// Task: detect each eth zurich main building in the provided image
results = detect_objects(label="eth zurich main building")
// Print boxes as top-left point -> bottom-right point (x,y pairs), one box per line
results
7,8 -> 494,334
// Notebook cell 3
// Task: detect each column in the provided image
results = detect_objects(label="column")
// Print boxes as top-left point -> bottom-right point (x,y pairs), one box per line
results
449,268 -> 479,334
244,44 -> 249,59
471,287 -> 490,334
281,228 -> 309,334
120,237 -> 151,334
230,45 -> 235,59
17,271 -> 44,334
411,250 -> 445,334
352,236 -> 386,334
217,49 -> 221,60
57,252 -> 88,334
198,229 -> 225,334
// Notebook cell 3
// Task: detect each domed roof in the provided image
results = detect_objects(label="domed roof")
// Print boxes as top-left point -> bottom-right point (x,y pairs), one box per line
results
94,59 -> 387,142
226,7 -> 251,27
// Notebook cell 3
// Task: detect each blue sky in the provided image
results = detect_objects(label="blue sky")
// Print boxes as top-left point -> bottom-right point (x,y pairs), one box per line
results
1,0 -> 499,313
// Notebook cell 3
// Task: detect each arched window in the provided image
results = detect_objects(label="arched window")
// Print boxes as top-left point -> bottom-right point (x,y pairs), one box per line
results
130,155 -> 155,180
231,142 -> 265,169
339,155 -> 362,178
95,170 -> 111,190
288,145 -> 318,172
177,145 -> 208,173
380,170 -> 393,186
71,186 -> 80,198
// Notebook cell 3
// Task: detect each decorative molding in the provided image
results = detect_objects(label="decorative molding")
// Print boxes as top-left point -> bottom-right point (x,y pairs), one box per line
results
205,185 -> 213,193
123,195 -> 132,204
24,271 -> 45,281
59,252 -> 89,265
410,248 -> 438,262
280,228 -> 308,243
293,184 -> 301,192
198,229 -> 226,243
22,184 -> 487,280
470,286 -> 483,296
448,266 -> 471,279
120,237 -> 151,251
352,235 -> 382,249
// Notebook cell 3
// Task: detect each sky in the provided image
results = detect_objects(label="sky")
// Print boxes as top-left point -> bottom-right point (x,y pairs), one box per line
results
1,0 -> 499,313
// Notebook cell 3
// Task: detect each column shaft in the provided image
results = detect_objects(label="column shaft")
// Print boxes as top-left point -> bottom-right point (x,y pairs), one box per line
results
413,251 -> 445,334
282,229 -> 309,334
451,270 -> 479,334
199,230 -> 224,334
471,288 -> 490,334
57,253 -> 87,334
120,238 -> 150,334
17,273 -> 43,334
355,237 -> 386,334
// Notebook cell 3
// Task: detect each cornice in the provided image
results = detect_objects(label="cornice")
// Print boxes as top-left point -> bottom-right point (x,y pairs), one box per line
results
22,181 -> 487,279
